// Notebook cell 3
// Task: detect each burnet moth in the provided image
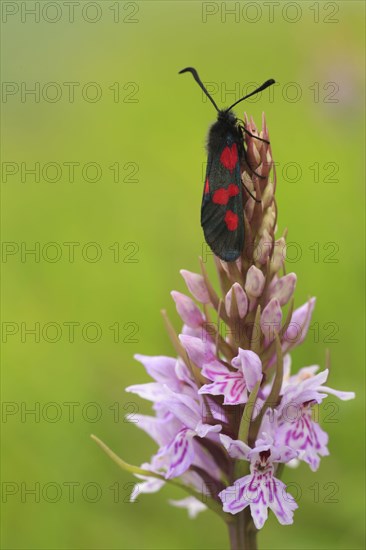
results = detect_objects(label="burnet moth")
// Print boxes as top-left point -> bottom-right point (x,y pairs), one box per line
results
179,67 -> 275,262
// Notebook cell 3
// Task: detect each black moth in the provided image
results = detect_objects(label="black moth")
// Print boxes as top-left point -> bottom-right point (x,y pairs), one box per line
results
179,67 -> 275,262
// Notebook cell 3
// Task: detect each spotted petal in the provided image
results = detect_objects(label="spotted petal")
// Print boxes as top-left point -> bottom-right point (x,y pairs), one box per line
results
134,354 -> 181,391
163,428 -> 196,479
199,370 -> 247,405
232,349 -> 262,392
219,472 -> 297,528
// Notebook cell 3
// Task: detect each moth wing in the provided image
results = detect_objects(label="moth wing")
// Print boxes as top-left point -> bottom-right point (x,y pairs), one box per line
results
201,140 -> 244,262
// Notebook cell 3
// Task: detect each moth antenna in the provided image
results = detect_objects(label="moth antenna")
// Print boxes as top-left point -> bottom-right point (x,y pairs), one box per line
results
179,67 -> 219,112
225,79 -> 275,112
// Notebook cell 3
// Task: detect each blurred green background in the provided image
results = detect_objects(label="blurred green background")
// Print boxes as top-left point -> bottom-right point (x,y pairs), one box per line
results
1,1 -> 365,548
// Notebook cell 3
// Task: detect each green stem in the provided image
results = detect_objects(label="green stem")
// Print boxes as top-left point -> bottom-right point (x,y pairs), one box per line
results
227,509 -> 258,550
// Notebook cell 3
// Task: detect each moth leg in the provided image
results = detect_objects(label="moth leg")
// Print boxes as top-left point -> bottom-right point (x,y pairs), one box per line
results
238,123 -> 270,144
240,139 -> 266,181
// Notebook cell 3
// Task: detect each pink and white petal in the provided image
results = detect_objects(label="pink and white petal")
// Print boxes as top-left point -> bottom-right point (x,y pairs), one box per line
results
181,323 -> 215,345
222,376 -> 248,405
267,478 -> 298,525
260,298 -> 282,343
165,428 -> 196,479
134,354 -> 180,391
219,475 -> 252,515
171,291 -> 204,328
179,334 -> 216,369
169,496 -> 207,518
270,444 -> 298,464
125,382 -> 167,402
199,380 -> 227,398
163,395 -> 200,430
250,497 -> 269,530
195,420 -> 222,438
199,373 -> 247,405
181,470 -> 210,494
280,370 -> 330,408
192,440 -> 222,481
284,415 -> 329,471
180,269 -> 210,304
312,421 -> 329,457
130,477 -> 165,502
175,358 -> 195,386
319,385 -> 355,400
133,413 -> 181,447
283,297 -> 316,351
232,349 -> 262,391
287,365 -> 319,386
201,362 -> 232,380
301,368 -> 329,390
210,401 -> 230,425
300,448 -> 321,472
220,434 -> 251,460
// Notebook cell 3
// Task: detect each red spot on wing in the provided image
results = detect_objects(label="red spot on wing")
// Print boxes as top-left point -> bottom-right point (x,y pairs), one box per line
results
220,143 -> 238,172
204,178 -> 209,194
213,188 -> 229,205
224,210 -> 239,231
228,184 -> 239,197
212,184 -> 240,205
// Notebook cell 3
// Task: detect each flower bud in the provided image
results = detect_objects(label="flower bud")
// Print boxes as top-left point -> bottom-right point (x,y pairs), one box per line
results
261,181 -> 274,210
271,237 -> 286,274
225,283 -> 248,319
245,266 -> 265,298
260,207 -> 276,236
171,291 -> 204,328
268,273 -> 297,306
260,298 -> 282,343
283,297 -> 316,349
179,334 -> 216,368
245,126 -> 261,169
254,229 -> 272,265
180,270 -> 210,304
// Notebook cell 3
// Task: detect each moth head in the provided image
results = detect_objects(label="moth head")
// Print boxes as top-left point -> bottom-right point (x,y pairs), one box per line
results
217,109 -> 237,125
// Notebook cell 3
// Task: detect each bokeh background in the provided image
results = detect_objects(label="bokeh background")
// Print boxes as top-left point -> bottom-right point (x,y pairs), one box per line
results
1,1 -> 365,548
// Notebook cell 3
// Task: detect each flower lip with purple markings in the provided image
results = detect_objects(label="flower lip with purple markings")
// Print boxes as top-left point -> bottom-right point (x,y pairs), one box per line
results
219,433 -> 298,529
